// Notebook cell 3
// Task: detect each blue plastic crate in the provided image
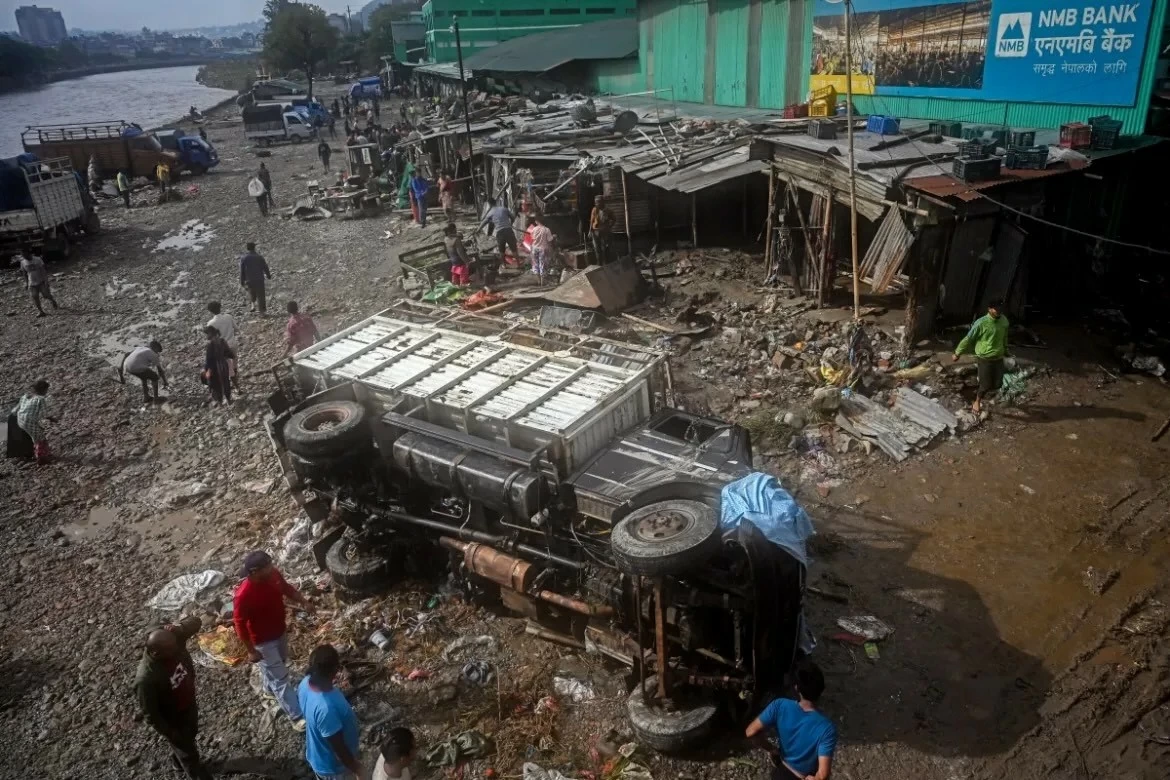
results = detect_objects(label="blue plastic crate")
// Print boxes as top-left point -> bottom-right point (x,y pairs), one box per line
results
866,115 -> 900,135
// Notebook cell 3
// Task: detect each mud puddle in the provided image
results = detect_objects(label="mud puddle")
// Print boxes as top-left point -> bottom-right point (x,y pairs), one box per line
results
62,505 -> 211,566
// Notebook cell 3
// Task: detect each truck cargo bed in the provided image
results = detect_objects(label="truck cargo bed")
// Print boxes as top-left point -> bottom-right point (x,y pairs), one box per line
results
288,304 -> 665,472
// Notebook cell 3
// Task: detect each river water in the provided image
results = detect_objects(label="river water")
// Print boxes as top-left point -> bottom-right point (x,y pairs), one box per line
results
0,66 -> 237,158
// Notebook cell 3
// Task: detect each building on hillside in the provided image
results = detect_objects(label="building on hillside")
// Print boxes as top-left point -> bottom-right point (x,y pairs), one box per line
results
328,12 -> 363,36
604,0 -> 1169,134
422,0 -> 637,63
15,5 -> 67,46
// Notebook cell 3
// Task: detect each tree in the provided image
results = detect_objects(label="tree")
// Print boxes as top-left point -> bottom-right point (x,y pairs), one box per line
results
263,0 -> 292,29
263,3 -> 338,99
365,3 -> 407,65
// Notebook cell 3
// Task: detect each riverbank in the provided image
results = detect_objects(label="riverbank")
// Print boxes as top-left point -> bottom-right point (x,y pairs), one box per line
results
0,57 -> 251,96
196,58 -> 260,93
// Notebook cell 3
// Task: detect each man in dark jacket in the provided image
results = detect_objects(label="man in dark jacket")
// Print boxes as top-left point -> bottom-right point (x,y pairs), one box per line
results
257,162 -> 274,207
135,616 -> 212,780
240,242 -> 272,315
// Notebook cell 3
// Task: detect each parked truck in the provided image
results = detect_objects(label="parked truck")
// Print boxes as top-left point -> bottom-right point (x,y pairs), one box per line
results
156,129 -> 220,174
266,300 -> 807,751
0,155 -> 99,256
270,96 -> 330,126
242,103 -> 316,146
22,122 -> 182,181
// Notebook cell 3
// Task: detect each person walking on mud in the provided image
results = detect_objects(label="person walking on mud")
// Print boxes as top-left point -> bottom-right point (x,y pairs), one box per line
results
952,299 -> 1009,414
284,301 -> 319,355
207,301 -> 239,389
202,326 -> 235,406
135,616 -> 213,780
248,174 -> 269,217
233,551 -> 312,731
257,162 -> 275,208
10,379 -> 56,464
239,242 -> 271,315
156,161 -> 172,198
318,139 -> 332,172
15,245 -> 58,316
117,169 -> 132,209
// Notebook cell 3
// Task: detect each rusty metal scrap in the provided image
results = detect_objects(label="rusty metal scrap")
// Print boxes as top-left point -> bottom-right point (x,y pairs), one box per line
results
859,206 -> 915,293
835,393 -> 938,461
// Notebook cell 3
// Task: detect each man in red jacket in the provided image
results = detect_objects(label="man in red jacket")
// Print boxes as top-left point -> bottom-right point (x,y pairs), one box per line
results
233,551 -> 313,731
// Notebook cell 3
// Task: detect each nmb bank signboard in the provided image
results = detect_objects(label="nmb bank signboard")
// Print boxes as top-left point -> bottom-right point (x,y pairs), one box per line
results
810,0 -> 1155,106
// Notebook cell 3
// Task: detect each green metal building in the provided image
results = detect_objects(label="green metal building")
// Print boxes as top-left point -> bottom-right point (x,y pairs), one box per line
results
587,0 -> 1169,134
423,0 -> 638,63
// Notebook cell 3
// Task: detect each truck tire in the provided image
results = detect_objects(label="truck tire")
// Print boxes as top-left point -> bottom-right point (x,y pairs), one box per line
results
326,535 -> 393,593
284,400 -> 369,459
610,499 -> 720,577
83,211 -> 101,235
190,164 -> 207,176
292,135 -> 304,144
626,686 -> 719,753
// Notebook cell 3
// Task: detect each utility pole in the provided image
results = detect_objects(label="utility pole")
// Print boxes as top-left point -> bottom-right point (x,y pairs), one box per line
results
451,17 -> 480,213
844,0 -> 861,320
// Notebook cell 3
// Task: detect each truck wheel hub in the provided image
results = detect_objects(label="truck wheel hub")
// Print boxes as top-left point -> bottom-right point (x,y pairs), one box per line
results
303,408 -> 349,431
633,510 -> 692,543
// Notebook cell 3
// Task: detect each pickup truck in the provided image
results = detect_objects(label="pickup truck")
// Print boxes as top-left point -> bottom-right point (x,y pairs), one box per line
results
22,121 -> 182,181
243,103 -> 316,146
266,300 -> 807,751
270,95 -> 330,126
156,129 -> 219,174
0,156 -> 99,256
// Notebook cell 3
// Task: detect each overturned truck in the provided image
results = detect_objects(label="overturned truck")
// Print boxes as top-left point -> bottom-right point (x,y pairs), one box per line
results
267,301 -> 806,749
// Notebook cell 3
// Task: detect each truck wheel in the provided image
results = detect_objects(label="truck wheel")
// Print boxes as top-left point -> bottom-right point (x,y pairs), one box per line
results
610,500 -> 720,577
284,400 -> 370,459
82,211 -> 101,235
626,686 -> 719,753
326,535 -> 393,593
292,135 -> 304,144
191,164 -> 207,176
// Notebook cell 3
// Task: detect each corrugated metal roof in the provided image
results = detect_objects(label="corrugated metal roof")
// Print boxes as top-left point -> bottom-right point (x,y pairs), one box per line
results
413,62 -> 471,82
463,18 -> 637,74
902,163 -> 1084,202
891,388 -> 958,436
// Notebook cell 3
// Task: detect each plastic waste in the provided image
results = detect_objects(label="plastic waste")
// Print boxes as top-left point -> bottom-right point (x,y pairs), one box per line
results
146,570 -> 225,611
522,764 -> 573,780
836,615 -> 894,641
553,675 -> 596,703
720,472 -> 815,565
442,634 -> 497,660
461,660 -> 494,685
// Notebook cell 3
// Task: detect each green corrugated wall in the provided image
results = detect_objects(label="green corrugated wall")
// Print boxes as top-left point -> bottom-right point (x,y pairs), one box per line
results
713,0 -> 749,106
635,0 -> 810,109
592,59 -> 646,94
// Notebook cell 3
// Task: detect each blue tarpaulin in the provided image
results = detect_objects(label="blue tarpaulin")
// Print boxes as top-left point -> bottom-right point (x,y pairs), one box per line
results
720,472 -> 815,565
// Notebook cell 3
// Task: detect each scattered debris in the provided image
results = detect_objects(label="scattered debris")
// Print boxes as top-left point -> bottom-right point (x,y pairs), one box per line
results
552,675 -> 596,704
836,615 -> 894,642
425,730 -> 494,768
145,570 -> 225,611
1083,566 -> 1119,595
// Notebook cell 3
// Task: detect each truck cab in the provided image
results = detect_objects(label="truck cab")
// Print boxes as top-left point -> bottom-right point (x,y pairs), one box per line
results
156,129 -> 219,174
243,104 -> 316,146
274,96 -> 330,126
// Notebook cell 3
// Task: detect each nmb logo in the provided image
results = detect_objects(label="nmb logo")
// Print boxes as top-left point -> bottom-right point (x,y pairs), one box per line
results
995,12 -> 1032,57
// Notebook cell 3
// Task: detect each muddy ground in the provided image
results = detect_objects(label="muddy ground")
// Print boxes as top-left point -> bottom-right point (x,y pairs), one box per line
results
0,88 -> 1168,780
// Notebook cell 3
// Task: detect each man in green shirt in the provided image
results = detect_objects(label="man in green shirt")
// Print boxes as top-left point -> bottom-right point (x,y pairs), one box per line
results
952,300 -> 1009,413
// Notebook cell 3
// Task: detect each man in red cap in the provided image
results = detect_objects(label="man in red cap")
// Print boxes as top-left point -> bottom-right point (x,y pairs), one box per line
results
233,550 -> 313,730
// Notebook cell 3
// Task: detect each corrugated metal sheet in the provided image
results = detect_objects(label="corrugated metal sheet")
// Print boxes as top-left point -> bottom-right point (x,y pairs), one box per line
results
463,18 -> 637,73
890,388 -> 958,436
757,0 -> 791,108
940,217 -> 995,318
645,0 -> 709,103
903,163 -> 1086,202
836,393 -> 938,461
713,0 -> 748,107
591,58 -> 646,95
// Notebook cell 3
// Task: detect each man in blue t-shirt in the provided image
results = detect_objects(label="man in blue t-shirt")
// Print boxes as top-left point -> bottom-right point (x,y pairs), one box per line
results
745,660 -> 837,780
298,644 -> 363,779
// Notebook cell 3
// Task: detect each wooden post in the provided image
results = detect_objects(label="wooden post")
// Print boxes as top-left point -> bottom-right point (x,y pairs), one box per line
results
691,194 -> 698,247
786,183 -> 815,297
742,177 -> 748,238
621,168 -> 633,260
765,165 -> 776,278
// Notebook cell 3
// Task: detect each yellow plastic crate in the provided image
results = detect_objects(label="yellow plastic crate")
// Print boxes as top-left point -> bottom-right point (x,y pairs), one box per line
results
812,85 -> 837,103
809,100 -> 833,117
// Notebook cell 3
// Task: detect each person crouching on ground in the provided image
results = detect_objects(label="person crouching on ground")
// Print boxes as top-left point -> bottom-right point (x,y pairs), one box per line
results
285,301 -> 319,355
952,299 -> 1009,414
233,551 -> 311,731
299,644 -> 363,779
135,616 -> 212,780
373,727 -> 416,780
745,659 -> 837,780
11,379 -> 56,464
202,326 -> 235,406
120,340 -> 168,404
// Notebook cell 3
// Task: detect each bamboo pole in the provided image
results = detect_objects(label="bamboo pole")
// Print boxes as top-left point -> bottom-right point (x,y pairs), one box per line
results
765,165 -> 776,279
844,0 -> 861,320
691,194 -> 698,247
621,168 -> 633,260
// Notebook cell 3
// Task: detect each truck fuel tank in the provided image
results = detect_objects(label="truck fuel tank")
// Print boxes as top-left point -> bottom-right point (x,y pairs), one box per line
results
391,431 -> 550,519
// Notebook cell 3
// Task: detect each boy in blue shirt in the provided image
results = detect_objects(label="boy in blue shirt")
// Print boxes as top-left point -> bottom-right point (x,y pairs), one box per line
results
298,645 -> 363,779
745,660 -> 837,780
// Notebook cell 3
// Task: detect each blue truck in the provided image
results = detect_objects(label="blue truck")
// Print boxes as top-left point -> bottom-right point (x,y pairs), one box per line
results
156,129 -> 219,174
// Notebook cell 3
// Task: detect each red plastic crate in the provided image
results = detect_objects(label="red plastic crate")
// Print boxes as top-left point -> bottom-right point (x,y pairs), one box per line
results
1059,122 -> 1092,149
782,103 -> 809,119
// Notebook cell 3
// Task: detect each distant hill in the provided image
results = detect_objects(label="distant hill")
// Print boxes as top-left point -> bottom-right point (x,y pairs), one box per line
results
358,0 -> 392,25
